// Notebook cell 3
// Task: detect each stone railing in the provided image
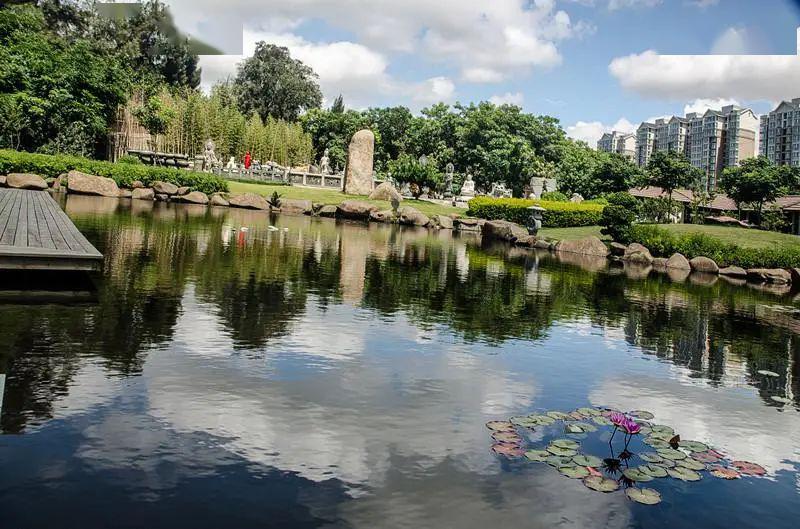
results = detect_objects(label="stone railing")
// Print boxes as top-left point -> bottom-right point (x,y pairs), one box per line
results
216,165 -> 344,190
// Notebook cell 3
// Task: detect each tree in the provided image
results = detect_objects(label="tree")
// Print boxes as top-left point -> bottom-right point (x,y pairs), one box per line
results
234,42 -> 323,122
132,92 -> 175,153
719,156 -> 800,223
646,151 -> 703,219
330,95 -> 345,114
388,154 -> 442,198
300,108 -> 367,169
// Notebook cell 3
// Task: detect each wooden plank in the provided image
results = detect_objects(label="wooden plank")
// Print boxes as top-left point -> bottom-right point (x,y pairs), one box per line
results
26,190 -> 41,248
12,188 -> 28,247
31,192 -> 56,250
0,190 -> 15,241
36,192 -> 71,251
0,190 -> 22,246
45,195 -> 101,255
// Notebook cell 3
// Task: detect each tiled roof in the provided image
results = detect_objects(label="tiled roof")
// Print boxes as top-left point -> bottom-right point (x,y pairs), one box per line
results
628,187 -> 800,212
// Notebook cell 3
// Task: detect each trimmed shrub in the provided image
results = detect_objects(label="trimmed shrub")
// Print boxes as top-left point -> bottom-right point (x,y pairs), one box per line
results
541,191 -> 568,202
0,150 -> 228,195
627,224 -> 800,269
467,196 -> 604,228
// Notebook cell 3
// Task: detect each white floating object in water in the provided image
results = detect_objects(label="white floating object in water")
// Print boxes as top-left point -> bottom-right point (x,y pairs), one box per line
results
239,227 -> 249,232
283,227 -> 289,231
268,225 -> 279,231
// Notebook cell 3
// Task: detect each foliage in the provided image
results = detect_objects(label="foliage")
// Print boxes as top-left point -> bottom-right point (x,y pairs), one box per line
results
300,108 -> 368,170
626,224 -> 800,268
234,42 -> 323,122
132,93 -> 175,149
645,151 -> 703,215
0,149 -> 228,194
388,154 -> 442,198
760,206 -> 789,233
267,191 -> 282,209
638,197 -> 681,224
330,95 -> 345,114
541,191 -> 568,202
599,192 -> 640,242
467,197 -> 604,228
719,157 -> 800,221
117,154 -> 143,165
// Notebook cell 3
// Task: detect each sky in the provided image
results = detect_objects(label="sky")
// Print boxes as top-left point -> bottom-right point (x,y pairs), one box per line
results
163,0 -> 800,147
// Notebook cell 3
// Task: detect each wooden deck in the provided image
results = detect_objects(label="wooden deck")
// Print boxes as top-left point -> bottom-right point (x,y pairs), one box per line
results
0,188 -> 103,270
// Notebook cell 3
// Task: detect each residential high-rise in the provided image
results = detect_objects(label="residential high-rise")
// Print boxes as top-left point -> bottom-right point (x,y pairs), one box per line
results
636,122 -> 657,167
759,98 -> 800,167
597,131 -> 636,159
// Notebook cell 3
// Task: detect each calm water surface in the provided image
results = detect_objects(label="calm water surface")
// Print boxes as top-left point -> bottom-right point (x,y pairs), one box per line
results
0,195 -> 798,528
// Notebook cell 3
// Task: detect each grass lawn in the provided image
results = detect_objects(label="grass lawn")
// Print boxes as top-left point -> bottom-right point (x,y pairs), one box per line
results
227,180 -> 464,217
539,224 -> 800,249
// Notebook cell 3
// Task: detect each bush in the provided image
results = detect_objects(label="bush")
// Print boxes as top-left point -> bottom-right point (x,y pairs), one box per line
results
0,149 -> 228,195
117,155 -> 143,165
600,205 -> 636,242
388,153 -> 442,198
606,192 -> 639,210
466,196 -> 604,228
541,191 -> 568,202
626,224 -> 800,268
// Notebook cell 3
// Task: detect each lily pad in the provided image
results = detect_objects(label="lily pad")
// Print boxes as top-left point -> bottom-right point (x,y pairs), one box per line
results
552,439 -> 580,450
573,454 -> 603,467
638,425 -> 653,436
638,464 -> 668,478
486,420 -> 515,432
651,458 -> 676,469
547,455 -> 576,468
770,396 -> 792,404
657,448 -> 687,461
691,451 -> 721,464
546,411 -> 570,420
592,416 -> 613,426
668,467 -> 702,482
649,425 -> 675,437
677,458 -> 706,471
565,422 -> 597,434
679,440 -> 709,452
629,410 -> 655,420
492,432 -> 522,444
710,466 -> 740,480
645,438 -> 671,449
509,416 -> 538,428
577,407 -> 602,416
568,411 -> 586,420
757,370 -> 780,377
583,476 -> 620,493
547,445 -> 578,457
625,487 -> 661,505
559,465 -> 590,479
524,449 -> 550,462
640,453 -> 665,464
732,461 -> 766,476
623,468 -> 654,482
492,443 -> 525,457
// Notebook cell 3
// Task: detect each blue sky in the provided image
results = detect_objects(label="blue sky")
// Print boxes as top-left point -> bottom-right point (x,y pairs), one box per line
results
166,0 -> 800,145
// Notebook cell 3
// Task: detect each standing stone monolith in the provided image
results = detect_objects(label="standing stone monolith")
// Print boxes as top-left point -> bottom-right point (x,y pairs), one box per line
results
344,129 -> 375,195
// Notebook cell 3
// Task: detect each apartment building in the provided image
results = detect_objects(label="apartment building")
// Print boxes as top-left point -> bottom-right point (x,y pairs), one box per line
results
597,131 -> 636,159
636,122 -> 657,167
759,98 -> 800,167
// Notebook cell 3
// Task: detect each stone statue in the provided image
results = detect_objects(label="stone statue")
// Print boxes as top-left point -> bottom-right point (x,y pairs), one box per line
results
319,149 -> 331,175
225,156 -> 236,170
459,172 -> 476,198
490,182 -> 512,198
444,162 -> 455,198
201,139 -> 219,172
344,129 -> 375,195
570,193 -> 584,203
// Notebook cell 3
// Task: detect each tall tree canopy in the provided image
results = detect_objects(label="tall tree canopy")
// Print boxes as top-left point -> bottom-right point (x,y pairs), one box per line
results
720,156 -> 800,220
645,151 -> 703,213
234,42 -> 323,122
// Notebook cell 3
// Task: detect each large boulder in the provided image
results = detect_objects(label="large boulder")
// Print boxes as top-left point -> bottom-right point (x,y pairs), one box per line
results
609,242 -> 627,257
623,243 -> 653,264
151,181 -> 179,195
790,268 -> 800,285
280,198 -> 313,215
747,268 -> 791,284
132,188 -> 155,201
454,217 -> 483,232
209,193 -> 230,207
430,214 -> 454,230
229,193 -> 270,210
482,220 -> 528,242
0,175 -> 6,186
689,256 -> 719,274
155,193 -> 169,202
652,257 -> 669,269
67,170 -> 120,197
398,206 -> 430,227
368,182 -> 403,203
515,235 -> 537,248
176,186 -> 190,196
343,129 -> 375,195
317,204 -> 338,217
6,173 -> 47,190
666,253 -> 691,270
554,236 -> 610,257
118,189 -> 132,199
370,209 -> 395,223
131,180 -> 145,189
337,200 -> 378,220
174,191 -> 209,205
719,266 -> 747,278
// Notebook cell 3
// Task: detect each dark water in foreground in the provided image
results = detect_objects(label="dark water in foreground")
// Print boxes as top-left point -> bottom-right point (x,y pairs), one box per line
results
0,195 -> 798,528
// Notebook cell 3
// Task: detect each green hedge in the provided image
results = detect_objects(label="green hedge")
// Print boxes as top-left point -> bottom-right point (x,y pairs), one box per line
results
0,150 -> 228,195
467,196 -> 604,228
627,225 -> 800,269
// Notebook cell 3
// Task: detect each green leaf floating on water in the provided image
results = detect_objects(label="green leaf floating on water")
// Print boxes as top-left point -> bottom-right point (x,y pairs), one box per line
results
623,468 -> 654,482
529,414 -> 557,425
649,425 -> 675,437
577,407 -> 602,416
638,425 -> 652,436
629,410 -> 655,420
509,416 -> 537,427
551,439 -> 580,450
547,445 -> 578,457
559,466 -> 590,479
486,420 -> 516,432
573,454 -> 603,467
547,456 -> 576,468
668,467 -> 702,481
645,438 -> 671,449
757,370 -> 780,377
709,466 -> 740,480
639,453 -> 664,464
638,464 -> 668,478
565,422 -> 597,434
592,416 -> 613,426
657,448 -> 687,461
492,431 -> 522,443
626,487 -> 662,505
677,458 -> 706,471
524,449 -> 550,463
583,476 -> 620,493
679,440 -> 709,452
546,411 -> 570,420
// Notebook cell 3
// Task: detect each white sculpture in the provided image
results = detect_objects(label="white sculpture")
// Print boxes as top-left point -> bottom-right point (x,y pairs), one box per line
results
460,172 -> 476,198
201,139 -> 219,172
319,149 -> 331,175
225,156 -> 237,170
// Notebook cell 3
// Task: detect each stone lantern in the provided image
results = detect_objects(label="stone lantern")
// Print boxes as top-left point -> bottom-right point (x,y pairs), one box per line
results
527,206 -> 546,236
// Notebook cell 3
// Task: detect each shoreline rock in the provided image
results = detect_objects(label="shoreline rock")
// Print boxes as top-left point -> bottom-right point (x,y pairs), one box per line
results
6,173 -> 48,190
66,170 -> 120,197
337,200 -> 379,220
554,236 -> 610,257
482,220 -> 527,242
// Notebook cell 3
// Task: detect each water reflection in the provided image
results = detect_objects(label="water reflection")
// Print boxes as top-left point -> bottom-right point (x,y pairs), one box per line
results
0,196 -> 798,528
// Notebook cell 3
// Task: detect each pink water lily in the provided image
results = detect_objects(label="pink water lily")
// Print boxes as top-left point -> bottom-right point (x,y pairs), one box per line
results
609,412 -> 627,427
621,418 -> 641,435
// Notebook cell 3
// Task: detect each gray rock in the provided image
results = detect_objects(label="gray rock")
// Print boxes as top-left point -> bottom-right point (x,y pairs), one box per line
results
368,182 -> 403,203
229,193 -> 270,210
431,214 -> 453,229
176,186 -> 190,196
554,236 -> 610,257
482,220 -> 528,242
534,239 -> 553,250
370,209 -> 395,223
790,268 -> 800,284
623,243 -> 653,264
209,193 -> 230,207
174,191 -> 209,205
317,204 -> 338,217
155,193 -> 169,202
747,268 -> 791,284
343,129 -> 375,195
454,217 -> 483,232
651,257 -> 669,269
666,253 -> 691,270
514,235 -> 537,248
719,266 -> 747,278
118,189 -> 133,199
280,198 -> 313,215
131,180 -> 145,189
398,206 -> 430,227
6,173 -> 48,190
0,175 -> 6,186
67,170 -> 120,197
689,256 -> 719,274
152,181 -> 179,195
610,242 -> 627,256
337,200 -> 378,220
132,188 -> 155,201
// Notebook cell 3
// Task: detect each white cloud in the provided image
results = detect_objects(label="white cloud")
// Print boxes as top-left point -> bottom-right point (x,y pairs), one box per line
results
687,0 -> 720,7
683,97 -> 740,115
410,77 -> 457,105
608,0 -> 661,10
710,26 -> 752,55
489,92 -> 525,106
566,117 -> 635,146
462,67 -> 504,83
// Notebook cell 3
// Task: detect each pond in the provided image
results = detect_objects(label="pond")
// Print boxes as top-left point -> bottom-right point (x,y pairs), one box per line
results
0,195 -> 798,529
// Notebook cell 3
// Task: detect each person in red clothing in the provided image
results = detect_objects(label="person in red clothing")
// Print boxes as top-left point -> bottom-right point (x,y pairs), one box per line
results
243,151 -> 252,169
